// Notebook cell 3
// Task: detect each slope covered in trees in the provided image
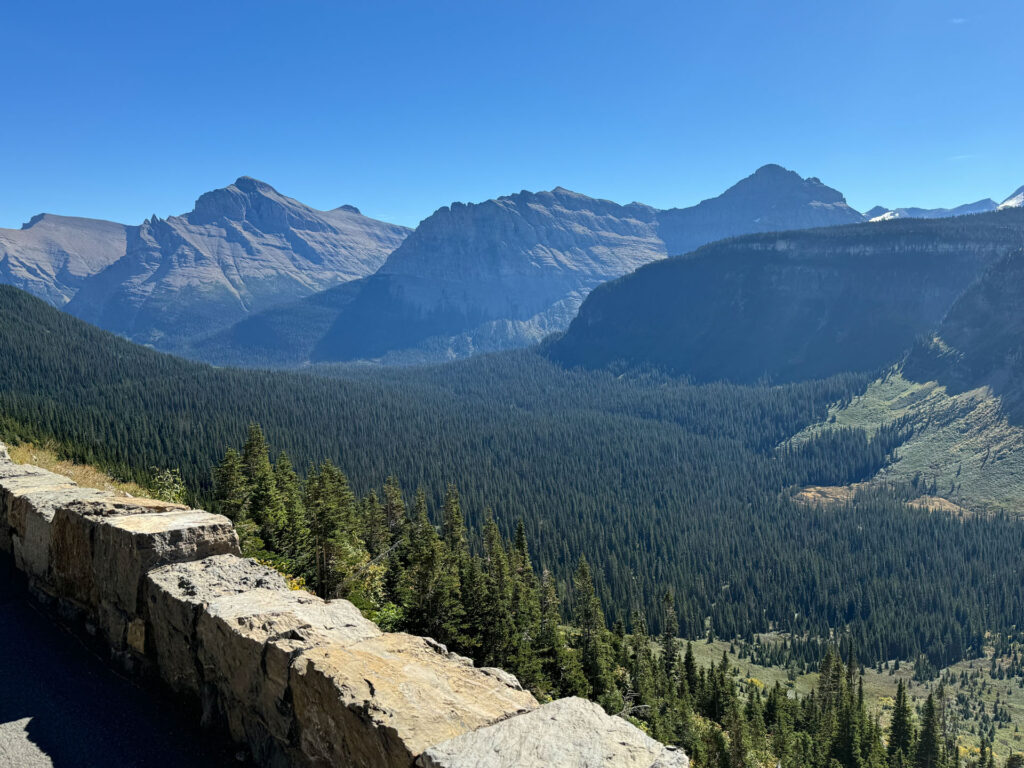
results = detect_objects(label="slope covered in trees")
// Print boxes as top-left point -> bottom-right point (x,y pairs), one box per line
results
549,209 -> 1024,383
2,284 -> 1024,674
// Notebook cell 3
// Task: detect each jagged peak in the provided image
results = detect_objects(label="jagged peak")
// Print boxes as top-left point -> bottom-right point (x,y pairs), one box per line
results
21,213 -> 48,230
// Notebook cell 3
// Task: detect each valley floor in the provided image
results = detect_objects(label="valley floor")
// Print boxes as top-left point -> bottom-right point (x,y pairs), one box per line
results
688,636 -> 1024,763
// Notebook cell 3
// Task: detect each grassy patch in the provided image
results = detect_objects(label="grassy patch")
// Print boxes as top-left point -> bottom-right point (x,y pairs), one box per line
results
7,442 -> 149,497
683,635 -> 1024,762
789,370 -> 1024,515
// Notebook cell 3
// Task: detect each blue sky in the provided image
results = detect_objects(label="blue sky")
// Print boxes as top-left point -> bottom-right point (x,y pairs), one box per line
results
1,0 -> 1021,229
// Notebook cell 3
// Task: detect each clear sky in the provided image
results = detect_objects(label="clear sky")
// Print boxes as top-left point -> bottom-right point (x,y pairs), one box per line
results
2,0 -> 1021,229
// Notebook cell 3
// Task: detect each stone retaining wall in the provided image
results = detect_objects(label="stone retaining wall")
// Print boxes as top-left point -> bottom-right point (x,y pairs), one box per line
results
0,442 -> 687,767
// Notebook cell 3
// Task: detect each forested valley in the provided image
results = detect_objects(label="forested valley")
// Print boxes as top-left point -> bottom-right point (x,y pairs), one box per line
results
4,284 -> 1024,764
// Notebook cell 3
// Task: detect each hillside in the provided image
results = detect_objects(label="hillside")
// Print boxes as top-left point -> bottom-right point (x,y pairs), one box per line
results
0,214 -> 129,304
549,208 -> 1024,383
190,165 -> 867,366
790,248 -> 1024,515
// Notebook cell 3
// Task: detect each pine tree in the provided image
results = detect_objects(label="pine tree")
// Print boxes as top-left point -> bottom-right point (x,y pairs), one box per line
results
572,557 -> 614,706
661,589 -> 680,691
213,446 -> 262,555
274,451 -> 308,573
241,424 -> 285,552
916,694 -> 942,768
684,641 -> 699,698
481,512 -> 516,668
889,679 -> 916,764
509,519 -> 544,694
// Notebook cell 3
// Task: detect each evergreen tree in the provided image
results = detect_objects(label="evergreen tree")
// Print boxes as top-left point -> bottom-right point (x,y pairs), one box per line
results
916,694 -> 942,768
241,424 -> 286,552
889,679 -> 916,764
213,446 -> 262,555
573,557 -> 614,706
661,590 -> 680,690
274,451 -> 308,572
481,512 -> 516,668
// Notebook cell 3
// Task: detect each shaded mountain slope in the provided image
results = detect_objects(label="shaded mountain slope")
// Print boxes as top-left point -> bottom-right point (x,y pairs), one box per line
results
549,209 -> 1024,383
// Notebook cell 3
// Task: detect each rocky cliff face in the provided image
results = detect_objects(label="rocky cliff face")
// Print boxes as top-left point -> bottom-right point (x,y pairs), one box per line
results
903,248 -> 1024,421
0,444 -> 687,768
199,165 -> 869,365
61,177 -> 409,346
549,208 -> 1024,383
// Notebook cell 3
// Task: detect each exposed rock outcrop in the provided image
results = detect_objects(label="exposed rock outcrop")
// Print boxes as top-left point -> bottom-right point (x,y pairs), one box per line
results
0,443 -> 679,767
419,696 -> 689,768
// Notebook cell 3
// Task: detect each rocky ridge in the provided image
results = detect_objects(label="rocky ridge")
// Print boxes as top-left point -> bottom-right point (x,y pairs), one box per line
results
1,177 -> 409,347
0,442 -> 687,768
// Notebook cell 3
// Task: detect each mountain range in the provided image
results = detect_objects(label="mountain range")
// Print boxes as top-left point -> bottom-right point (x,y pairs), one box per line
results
191,165 -> 868,365
2,167 -> 1021,366
0,177 -> 409,346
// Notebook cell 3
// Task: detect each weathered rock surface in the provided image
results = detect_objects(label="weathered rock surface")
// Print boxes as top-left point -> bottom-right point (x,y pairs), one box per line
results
49,504 -> 239,647
146,555 -> 289,695
291,632 -> 538,767
196,587 -> 381,755
419,696 -> 689,768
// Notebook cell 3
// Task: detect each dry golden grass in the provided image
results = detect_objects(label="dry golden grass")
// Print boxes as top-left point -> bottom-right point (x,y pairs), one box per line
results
7,442 -> 148,497
792,483 -> 866,507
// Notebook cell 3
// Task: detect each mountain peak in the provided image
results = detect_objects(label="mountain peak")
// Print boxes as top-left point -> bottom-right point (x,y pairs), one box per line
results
232,175 -> 278,194
1000,185 -> 1024,209
187,177 -> 306,227
724,164 -> 848,205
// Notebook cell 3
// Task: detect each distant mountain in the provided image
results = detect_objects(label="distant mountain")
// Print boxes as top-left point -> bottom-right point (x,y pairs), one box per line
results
194,165 -> 867,365
866,199 -> 999,221
61,177 -> 409,346
0,214 -> 129,304
999,185 -> 1024,210
654,164 -> 864,255
902,247 -> 1024,419
0,177 -> 409,347
548,208 -> 1024,383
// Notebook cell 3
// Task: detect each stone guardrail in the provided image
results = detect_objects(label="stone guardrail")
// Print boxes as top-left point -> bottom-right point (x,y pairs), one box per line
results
0,442 -> 688,767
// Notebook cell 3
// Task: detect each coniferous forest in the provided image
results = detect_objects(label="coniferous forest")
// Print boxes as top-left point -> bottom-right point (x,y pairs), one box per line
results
4,285 -> 1024,763
209,423 -> 1018,767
